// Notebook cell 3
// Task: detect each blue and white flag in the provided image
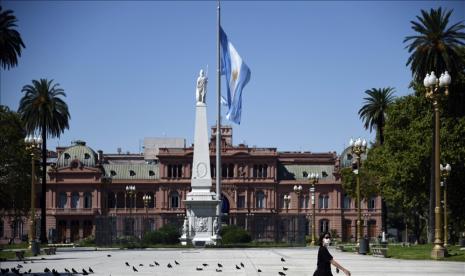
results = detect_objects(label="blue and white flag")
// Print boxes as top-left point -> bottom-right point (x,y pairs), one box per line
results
220,26 -> 251,124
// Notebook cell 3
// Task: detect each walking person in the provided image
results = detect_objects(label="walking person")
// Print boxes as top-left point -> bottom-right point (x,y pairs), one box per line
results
314,232 -> 351,276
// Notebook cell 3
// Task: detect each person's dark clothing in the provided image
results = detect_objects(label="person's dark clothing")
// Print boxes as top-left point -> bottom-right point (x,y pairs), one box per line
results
313,245 -> 333,276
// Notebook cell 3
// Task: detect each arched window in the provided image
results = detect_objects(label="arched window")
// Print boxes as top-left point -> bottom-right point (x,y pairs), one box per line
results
146,192 -> 155,208
136,192 -> 144,208
368,196 -> 376,210
318,194 -> 329,209
320,219 -> 330,235
58,192 -> 67,208
116,192 -> 125,208
170,191 -> 180,208
256,191 -> 265,209
71,192 -> 79,209
302,195 -> 309,209
84,192 -> 92,209
343,194 -> 351,209
107,192 -> 116,208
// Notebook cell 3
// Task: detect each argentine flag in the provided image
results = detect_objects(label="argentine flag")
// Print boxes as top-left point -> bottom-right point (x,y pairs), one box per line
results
220,26 -> 251,124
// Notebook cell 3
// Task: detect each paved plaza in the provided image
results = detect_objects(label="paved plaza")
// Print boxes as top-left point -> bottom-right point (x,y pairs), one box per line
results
1,247 -> 464,276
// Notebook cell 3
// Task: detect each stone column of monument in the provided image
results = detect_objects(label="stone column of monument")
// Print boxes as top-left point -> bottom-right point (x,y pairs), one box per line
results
181,69 -> 220,246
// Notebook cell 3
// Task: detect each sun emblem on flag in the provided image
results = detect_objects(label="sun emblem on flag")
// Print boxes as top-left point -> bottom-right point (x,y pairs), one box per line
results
232,70 -> 238,82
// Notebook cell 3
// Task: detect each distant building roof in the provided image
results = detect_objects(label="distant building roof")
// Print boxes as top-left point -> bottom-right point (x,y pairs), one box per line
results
278,164 -> 335,181
143,137 -> 185,160
57,140 -> 97,168
103,164 -> 159,180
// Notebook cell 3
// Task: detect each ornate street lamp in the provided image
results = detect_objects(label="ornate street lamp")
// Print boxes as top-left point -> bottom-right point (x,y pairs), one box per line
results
423,71 -> 451,259
293,185 -> 302,211
440,163 -> 451,247
308,172 -> 319,246
349,137 -> 367,248
24,135 -> 42,250
283,195 -> 291,212
142,194 -> 151,235
125,185 -> 136,235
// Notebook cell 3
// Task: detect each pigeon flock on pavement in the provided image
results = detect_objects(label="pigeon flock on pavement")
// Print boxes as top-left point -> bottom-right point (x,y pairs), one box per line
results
0,254 -> 292,275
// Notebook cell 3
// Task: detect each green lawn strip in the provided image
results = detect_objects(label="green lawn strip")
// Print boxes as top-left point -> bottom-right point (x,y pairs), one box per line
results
387,244 -> 465,261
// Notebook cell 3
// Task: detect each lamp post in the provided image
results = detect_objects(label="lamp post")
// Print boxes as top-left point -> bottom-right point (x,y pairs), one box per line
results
362,213 -> 371,238
308,173 -> 319,246
24,135 -> 42,249
440,163 -> 451,247
349,137 -> 367,247
142,194 -> 151,235
293,185 -> 302,211
283,195 -> 291,212
423,71 -> 451,259
125,185 -> 136,235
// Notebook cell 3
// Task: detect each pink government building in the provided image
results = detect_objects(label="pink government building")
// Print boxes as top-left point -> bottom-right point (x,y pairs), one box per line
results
1,126 -> 381,244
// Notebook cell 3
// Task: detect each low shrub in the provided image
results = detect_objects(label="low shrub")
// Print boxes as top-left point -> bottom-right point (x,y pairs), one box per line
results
220,225 -> 251,244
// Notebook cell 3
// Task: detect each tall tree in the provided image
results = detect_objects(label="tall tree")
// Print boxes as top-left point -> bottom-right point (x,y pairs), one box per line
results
358,87 -> 395,234
358,87 -> 395,146
18,79 -> 70,243
0,106 -> 31,235
404,8 -> 465,243
0,6 -> 25,69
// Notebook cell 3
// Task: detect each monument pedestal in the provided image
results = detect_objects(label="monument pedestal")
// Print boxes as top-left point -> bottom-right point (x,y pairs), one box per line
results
182,91 -> 221,246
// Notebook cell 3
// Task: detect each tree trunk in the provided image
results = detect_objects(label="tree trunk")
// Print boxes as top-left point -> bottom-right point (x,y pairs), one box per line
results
40,122 -> 48,243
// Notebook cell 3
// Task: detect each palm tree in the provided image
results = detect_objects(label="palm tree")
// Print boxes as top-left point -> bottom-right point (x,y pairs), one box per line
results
18,79 -> 70,243
0,6 -> 26,69
358,87 -> 395,146
404,8 -> 465,243
404,7 -> 465,83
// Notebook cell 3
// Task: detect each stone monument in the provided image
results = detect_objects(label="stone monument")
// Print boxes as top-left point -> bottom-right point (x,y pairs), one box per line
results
181,69 -> 220,246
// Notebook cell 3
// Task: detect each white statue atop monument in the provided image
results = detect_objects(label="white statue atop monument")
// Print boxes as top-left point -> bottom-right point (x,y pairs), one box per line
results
196,69 -> 207,104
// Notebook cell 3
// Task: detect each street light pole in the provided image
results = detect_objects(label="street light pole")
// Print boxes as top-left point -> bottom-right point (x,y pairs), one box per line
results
143,194 -> 151,236
308,173 -> 319,246
125,185 -> 136,235
293,185 -> 302,212
349,138 -> 367,247
423,71 -> 450,259
440,163 -> 451,247
25,135 -> 42,249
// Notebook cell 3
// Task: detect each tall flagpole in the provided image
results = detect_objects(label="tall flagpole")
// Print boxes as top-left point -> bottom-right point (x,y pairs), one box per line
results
216,0 -> 222,235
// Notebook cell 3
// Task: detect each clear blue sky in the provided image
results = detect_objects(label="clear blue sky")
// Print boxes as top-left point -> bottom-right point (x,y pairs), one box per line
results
1,1 -> 464,154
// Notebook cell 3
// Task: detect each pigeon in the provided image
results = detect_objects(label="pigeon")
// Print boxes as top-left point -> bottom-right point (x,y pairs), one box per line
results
41,258 -> 45,260
17,264 -> 23,268
149,264 -> 154,267
215,268 -> 222,272
279,272 -> 286,276
174,260 -> 180,265
82,268 -> 89,275
107,254 -> 112,257
154,261 -> 160,266
217,263 -> 223,268
28,268 -> 31,273
235,265 -> 241,269
125,262 -> 130,267
240,262 -> 244,267
283,267 -> 288,271
89,267 -> 94,273
132,266 -> 138,272
202,263 -> 208,267
281,257 -> 285,262
139,264 -> 144,267
65,268 -> 70,273
72,268 -> 78,274
258,269 -> 262,272
0,268 -> 9,274
23,261 -> 27,264
44,268 -> 50,273
196,267 -> 203,271
167,263 -> 172,268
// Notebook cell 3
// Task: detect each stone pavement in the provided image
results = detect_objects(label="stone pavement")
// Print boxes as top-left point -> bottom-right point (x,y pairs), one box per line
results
0,247 -> 464,275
